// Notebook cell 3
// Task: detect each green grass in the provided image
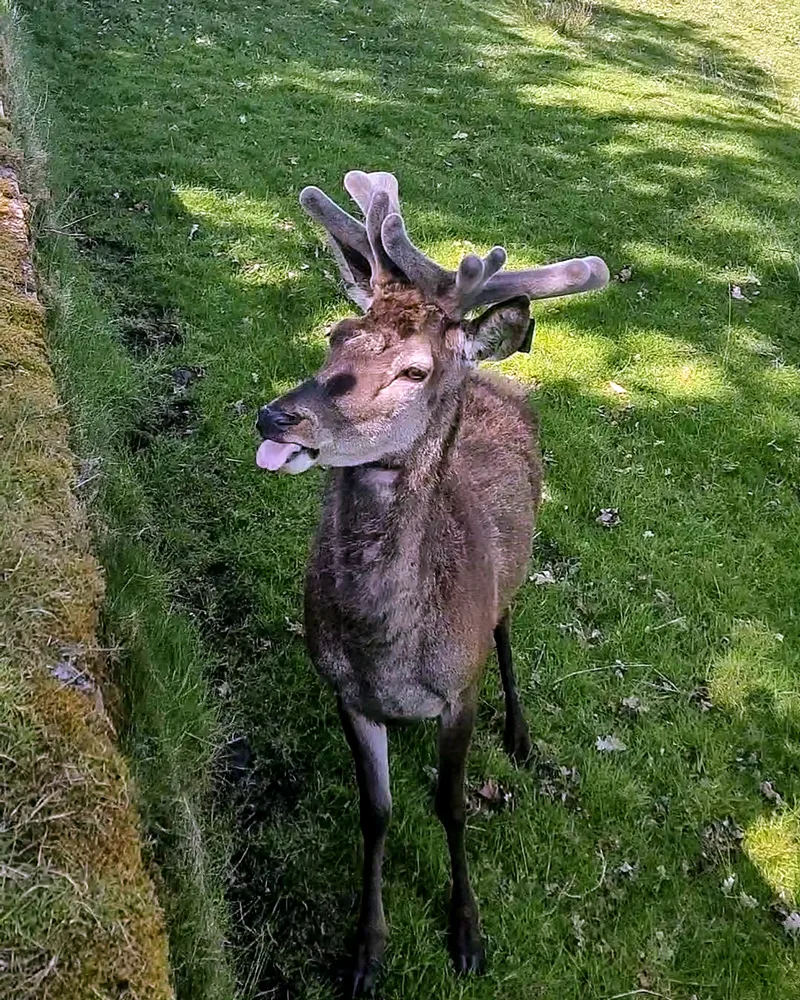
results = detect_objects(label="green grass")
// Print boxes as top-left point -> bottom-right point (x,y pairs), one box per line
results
14,0 -> 800,996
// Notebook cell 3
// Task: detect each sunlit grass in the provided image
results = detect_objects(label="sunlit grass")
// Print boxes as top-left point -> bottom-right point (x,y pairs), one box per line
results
746,811 -> 800,904
710,623 -> 800,721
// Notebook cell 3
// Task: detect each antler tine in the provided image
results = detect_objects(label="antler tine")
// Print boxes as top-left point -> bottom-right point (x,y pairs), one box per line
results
464,255 -> 610,310
482,246 -> 507,281
381,212 -> 450,298
365,190 -> 406,282
344,170 -> 400,216
456,255 -> 484,297
453,246 -> 507,312
299,186 -> 373,264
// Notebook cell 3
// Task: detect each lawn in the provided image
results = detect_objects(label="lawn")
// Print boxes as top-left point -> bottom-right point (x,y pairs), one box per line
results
15,0 -> 800,997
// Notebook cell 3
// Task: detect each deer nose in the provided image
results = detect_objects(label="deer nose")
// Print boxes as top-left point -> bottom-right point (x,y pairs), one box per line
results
256,405 -> 301,439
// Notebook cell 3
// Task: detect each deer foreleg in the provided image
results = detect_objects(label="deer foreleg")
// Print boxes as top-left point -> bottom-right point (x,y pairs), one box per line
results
338,701 -> 391,997
436,694 -> 485,974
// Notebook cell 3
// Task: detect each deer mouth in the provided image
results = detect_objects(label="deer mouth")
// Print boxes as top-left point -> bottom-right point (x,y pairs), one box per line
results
256,439 -> 319,474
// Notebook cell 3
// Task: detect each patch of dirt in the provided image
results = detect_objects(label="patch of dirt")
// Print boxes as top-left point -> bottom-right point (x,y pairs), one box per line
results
118,304 -> 182,354
699,817 -> 744,869
176,560 -> 267,657
531,535 -> 581,583
76,233 -> 135,270
218,737 -> 307,831
533,743 -> 581,808
168,365 -> 205,391
125,397 -> 197,452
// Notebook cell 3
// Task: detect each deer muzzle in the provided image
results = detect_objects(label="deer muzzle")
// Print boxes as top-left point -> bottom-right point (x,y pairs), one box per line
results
255,403 -> 319,474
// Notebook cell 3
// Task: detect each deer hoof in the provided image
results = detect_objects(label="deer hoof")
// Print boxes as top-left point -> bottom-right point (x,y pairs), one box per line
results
449,913 -> 485,975
348,932 -> 385,997
504,723 -> 533,767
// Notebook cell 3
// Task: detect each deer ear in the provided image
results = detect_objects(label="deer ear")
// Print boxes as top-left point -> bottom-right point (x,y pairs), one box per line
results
325,236 -> 374,311
463,296 -> 533,362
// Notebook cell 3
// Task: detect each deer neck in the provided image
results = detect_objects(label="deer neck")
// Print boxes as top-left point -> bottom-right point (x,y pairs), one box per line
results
328,382 -> 463,552
356,383 -> 460,500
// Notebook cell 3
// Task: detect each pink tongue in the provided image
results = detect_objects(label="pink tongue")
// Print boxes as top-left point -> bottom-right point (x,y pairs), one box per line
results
256,439 -> 301,471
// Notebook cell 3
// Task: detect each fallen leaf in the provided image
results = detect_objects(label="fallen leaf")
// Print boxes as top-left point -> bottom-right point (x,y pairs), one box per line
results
617,860 -> 638,879
740,892 -> 758,908
721,873 -> 736,894
189,223 -> 200,240
557,620 -> 603,647
50,660 -> 94,693
531,569 -> 557,585
595,508 -> 621,529
451,130 -> 469,140
615,265 -> 633,282
642,529 -> 655,538
474,778 -> 513,812
284,616 -> 305,637
571,912 -> 587,949
621,695 -> 648,715
596,735 -> 627,753
702,817 -> 744,865
760,780 -> 784,806
536,753 -> 581,807
690,686 -> 714,712
608,380 -> 627,395
783,911 -> 800,933
478,779 -> 501,801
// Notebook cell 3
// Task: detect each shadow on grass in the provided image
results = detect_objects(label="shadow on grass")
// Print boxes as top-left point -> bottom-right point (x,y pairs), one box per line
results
22,0 -> 800,996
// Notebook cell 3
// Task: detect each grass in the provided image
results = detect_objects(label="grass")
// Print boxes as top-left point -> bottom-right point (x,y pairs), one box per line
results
520,0 -> 595,35
11,0 -> 800,996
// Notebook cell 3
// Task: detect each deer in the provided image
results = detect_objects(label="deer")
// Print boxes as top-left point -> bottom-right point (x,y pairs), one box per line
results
255,170 -> 608,995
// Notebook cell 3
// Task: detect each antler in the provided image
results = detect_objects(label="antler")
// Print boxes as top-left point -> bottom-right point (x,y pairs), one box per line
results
299,171 -> 609,316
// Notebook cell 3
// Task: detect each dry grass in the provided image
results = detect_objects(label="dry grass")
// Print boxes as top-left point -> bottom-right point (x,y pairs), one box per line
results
0,31 -> 173,1000
517,0 -> 595,34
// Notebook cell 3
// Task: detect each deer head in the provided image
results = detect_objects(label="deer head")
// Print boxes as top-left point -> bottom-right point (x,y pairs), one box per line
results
256,171 -> 608,473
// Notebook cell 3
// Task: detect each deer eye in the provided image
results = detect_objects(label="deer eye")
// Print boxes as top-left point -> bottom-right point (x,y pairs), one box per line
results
401,366 -> 429,382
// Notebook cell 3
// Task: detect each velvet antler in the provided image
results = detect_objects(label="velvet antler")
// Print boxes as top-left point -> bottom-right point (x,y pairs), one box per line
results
299,171 -> 609,315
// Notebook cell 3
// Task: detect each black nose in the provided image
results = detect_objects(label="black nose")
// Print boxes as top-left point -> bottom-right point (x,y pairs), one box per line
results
256,405 -> 301,439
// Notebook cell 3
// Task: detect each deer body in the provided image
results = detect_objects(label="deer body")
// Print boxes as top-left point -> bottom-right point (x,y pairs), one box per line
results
307,366 -> 540,724
255,173 -> 607,994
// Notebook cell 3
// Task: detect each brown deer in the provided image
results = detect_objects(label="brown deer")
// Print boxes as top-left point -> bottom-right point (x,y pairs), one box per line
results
255,171 -> 608,995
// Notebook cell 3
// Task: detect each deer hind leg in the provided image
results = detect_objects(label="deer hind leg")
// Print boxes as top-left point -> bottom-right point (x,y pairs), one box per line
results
436,695 -> 485,975
338,701 -> 391,997
494,611 -> 533,765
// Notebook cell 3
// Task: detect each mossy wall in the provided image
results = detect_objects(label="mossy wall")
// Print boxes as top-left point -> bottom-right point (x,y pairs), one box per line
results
0,82 -> 174,1000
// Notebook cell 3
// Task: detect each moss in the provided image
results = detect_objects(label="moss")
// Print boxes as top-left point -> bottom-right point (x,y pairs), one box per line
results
0,42 -> 174,1000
